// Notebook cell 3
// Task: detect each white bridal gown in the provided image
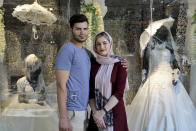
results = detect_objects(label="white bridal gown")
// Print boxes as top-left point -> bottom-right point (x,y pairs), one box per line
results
127,43 -> 196,131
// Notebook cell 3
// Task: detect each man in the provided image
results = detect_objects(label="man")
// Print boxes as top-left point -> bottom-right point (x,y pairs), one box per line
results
56,14 -> 128,131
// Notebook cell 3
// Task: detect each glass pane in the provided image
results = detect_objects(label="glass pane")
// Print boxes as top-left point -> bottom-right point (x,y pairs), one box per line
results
0,0 -> 196,130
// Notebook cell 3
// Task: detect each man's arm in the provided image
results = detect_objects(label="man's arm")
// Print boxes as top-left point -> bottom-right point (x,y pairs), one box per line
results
56,70 -> 71,131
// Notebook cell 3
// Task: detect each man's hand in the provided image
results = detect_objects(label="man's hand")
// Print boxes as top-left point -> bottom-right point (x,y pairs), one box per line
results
59,117 -> 71,131
121,59 -> 129,71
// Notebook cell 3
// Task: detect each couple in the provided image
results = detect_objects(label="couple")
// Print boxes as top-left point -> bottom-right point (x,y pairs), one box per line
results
55,14 -> 129,131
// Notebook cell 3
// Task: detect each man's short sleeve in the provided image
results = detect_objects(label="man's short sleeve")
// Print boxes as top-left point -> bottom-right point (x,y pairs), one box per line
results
55,44 -> 73,71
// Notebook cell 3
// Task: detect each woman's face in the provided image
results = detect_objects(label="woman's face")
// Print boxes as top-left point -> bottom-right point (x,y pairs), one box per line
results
95,36 -> 111,57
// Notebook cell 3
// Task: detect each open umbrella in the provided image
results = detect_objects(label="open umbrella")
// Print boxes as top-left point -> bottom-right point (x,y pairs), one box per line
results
12,0 -> 57,39
139,17 -> 175,57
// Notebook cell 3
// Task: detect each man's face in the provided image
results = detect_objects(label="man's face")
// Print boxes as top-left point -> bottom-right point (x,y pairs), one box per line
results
71,22 -> 88,43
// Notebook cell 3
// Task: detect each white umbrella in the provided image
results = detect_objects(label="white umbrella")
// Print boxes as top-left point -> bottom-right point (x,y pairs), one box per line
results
12,0 -> 57,39
139,17 -> 175,57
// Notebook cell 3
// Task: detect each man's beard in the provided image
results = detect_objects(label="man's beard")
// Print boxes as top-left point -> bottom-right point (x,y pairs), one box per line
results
72,33 -> 87,43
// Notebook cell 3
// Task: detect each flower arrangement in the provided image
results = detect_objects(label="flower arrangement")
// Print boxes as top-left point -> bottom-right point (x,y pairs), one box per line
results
81,1 -> 104,51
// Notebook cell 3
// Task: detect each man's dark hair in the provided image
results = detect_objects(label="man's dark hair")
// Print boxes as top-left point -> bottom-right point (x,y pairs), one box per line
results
69,14 -> 88,28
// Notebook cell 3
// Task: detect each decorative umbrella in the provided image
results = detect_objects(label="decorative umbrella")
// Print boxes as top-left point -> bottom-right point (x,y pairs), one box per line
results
12,0 -> 57,39
139,17 -> 175,57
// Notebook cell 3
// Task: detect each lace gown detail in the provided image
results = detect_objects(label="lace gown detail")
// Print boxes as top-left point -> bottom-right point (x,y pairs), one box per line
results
127,45 -> 196,131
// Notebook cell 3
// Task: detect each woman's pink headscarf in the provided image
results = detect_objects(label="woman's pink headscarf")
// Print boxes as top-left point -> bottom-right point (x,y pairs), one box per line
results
93,31 -> 119,65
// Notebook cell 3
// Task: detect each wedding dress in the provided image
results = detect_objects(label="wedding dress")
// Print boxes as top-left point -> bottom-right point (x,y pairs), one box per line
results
127,42 -> 196,131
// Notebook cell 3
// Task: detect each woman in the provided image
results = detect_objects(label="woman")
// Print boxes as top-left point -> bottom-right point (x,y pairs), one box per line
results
88,31 -> 129,131
127,20 -> 196,131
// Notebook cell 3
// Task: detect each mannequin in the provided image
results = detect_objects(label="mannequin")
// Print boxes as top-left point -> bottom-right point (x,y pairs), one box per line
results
17,54 -> 45,105
127,18 -> 196,131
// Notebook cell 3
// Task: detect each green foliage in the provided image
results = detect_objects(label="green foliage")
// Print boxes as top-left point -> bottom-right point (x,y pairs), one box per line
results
81,3 -> 99,39
81,3 -> 96,13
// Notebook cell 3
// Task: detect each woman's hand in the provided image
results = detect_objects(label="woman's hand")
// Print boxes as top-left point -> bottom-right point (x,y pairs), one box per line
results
93,110 -> 106,129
